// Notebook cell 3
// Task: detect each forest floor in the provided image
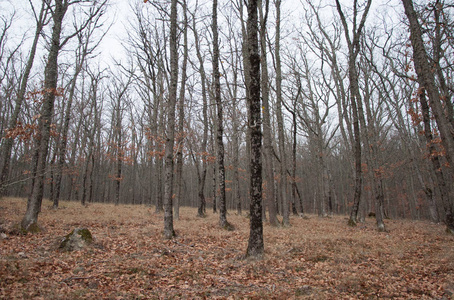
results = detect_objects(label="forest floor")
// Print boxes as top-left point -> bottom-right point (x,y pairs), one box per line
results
1,197 -> 453,299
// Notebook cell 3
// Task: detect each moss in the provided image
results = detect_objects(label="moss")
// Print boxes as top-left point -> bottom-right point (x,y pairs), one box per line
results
16,222 -> 42,235
27,223 -> 42,233
75,228 -> 93,243
347,218 -> 357,227
59,228 -> 93,251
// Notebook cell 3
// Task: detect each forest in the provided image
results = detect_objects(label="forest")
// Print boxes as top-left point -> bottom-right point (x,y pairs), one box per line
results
0,0 -> 454,294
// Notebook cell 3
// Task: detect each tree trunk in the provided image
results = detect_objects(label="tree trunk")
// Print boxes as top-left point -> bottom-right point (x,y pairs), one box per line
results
175,0 -> 188,221
420,89 -> 454,233
335,0 -> 372,226
402,0 -> 454,169
163,0 -> 178,239
274,0 -> 289,226
401,0 -> 454,233
0,1 -> 47,195
192,14 -> 208,218
53,22 -> 94,208
212,0 -> 231,230
21,0 -> 67,232
246,0 -> 264,258
258,0 -> 278,226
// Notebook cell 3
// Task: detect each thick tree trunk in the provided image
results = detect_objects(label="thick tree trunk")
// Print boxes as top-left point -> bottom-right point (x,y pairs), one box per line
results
246,0 -> 264,258
21,0 -> 66,232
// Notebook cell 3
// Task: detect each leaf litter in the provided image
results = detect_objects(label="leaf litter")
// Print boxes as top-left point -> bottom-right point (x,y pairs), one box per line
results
1,197 -> 453,299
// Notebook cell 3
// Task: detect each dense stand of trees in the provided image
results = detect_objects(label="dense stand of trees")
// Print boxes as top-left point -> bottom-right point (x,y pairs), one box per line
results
1,0 -> 454,243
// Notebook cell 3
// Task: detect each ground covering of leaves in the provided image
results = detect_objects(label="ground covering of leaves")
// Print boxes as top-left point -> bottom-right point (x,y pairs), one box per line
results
1,198 -> 453,299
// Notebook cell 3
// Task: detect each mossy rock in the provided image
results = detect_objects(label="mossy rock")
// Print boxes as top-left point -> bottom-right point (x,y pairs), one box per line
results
59,228 -> 93,251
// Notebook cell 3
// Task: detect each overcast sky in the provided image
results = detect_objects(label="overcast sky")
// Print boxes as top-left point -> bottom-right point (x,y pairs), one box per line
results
1,0 -> 403,72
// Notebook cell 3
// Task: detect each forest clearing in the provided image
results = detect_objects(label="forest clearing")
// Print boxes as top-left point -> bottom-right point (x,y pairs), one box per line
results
1,197 -> 453,299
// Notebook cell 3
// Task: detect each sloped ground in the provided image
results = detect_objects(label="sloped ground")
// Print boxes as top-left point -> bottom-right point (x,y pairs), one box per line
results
1,197 -> 453,299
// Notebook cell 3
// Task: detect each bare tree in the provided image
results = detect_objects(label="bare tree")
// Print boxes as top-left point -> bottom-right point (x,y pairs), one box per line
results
335,0 -> 372,226
163,0 -> 178,239
21,0 -> 107,232
401,0 -> 454,233
52,8 -> 106,208
190,6 -> 209,218
175,0 -> 189,220
213,0 -> 232,230
1,1 -> 49,195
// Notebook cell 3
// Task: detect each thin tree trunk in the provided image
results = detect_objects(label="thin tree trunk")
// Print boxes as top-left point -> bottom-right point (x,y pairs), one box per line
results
192,13 -> 208,217
402,0 -> 454,169
53,41 -> 88,208
335,0 -> 372,226
274,0 -> 289,226
420,89 -> 454,233
0,1 -> 47,194
163,0 -> 178,239
175,0 -> 188,221
258,0 -> 278,226
212,0 -> 231,230
402,0 -> 454,233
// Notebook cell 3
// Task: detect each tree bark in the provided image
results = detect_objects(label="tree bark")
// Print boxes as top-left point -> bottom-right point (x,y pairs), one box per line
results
192,13 -> 208,217
175,0 -> 188,221
246,0 -> 264,258
21,0 -> 67,231
258,0 -> 278,226
212,0 -> 231,230
163,0 -> 178,239
0,1 -> 47,195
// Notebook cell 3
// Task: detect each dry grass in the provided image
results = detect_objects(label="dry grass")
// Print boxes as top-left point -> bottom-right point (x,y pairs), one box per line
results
1,197 -> 453,299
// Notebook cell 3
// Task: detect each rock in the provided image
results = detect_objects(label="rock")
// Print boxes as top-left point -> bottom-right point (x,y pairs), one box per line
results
59,228 -> 93,251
